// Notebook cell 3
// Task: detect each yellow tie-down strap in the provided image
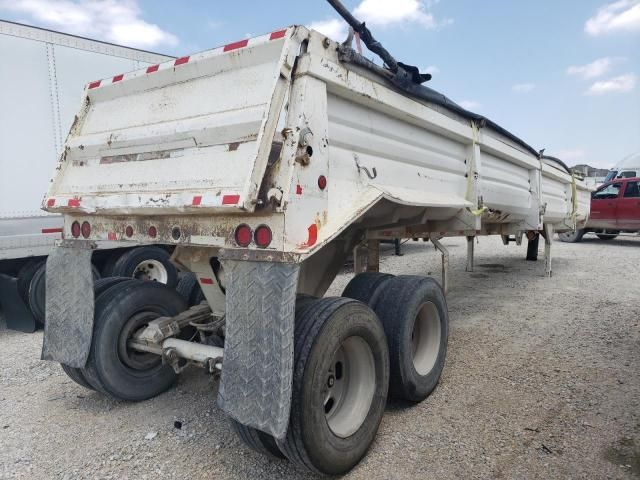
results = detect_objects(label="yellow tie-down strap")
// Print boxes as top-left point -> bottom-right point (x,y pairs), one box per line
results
570,174 -> 578,227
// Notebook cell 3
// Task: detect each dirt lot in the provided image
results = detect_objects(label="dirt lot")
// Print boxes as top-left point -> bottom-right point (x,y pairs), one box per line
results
1,235 -> 639,479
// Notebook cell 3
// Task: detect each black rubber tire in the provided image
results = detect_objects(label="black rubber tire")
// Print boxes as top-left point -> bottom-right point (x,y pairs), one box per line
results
62,278 -> 135,391
81,280 -> 187,401
176,272 -> 197,302
101,250 -> 125,277
526,234 -> 540,261
295,293 -> 317,315
342,272 -> 394,307
111,247 -> 178,288
27,263 -> 47,324
61,364 -> 94,390
558,229 -> 585,243
27,263 -> 101,324
597,234 -> 618,240
231,420 -> 285,459
277,297 -> 389,475
93,277 -> 131,298
176,272 -> 207,306
373,275 -> 448,403
17,259 -> 45,305
59,277 -> 134,392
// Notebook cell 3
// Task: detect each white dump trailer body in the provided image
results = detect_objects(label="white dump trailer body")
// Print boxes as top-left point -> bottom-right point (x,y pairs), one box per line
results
0,20 -> 172,262
44,26 -> 589,257
41,25 -> 591,472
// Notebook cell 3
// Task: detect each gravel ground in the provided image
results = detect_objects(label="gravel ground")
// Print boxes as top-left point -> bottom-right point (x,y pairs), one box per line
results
1,235 -> 639,480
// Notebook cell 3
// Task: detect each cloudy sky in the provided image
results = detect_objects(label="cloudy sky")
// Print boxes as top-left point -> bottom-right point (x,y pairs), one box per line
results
1,0 -> 638,168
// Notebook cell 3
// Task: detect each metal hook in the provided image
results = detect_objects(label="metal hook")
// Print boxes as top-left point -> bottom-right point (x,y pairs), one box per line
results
354,154 -> 377,180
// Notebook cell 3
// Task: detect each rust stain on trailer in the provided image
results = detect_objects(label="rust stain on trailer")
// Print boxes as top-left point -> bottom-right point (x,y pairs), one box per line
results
100,149 -> 175,164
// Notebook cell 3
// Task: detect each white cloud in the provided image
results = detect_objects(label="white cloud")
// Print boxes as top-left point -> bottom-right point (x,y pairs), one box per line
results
310,0 -> 452,39
586,73 -> 637,94
567,57 -> 624,79
0,0 -> 178,49
309,18 -> 349,42
512,83 -> 536,93
458,100 -> 481,110
354,0 -> 444,28
585,0 -> 640,35
422,65 -> 440,75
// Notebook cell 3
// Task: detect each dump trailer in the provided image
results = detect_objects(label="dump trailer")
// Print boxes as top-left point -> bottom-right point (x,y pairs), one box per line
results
0,20 -> 180,332
40,24 -> 589,475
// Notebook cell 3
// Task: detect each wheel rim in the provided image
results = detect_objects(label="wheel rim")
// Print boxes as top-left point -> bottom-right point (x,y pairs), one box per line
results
133,259 -> 168,283
118,311 -> 163,371
411,302 -> 441,376
323,336 -> 376,438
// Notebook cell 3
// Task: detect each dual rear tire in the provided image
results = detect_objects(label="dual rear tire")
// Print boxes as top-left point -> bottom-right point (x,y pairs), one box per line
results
236,275 -> 448,475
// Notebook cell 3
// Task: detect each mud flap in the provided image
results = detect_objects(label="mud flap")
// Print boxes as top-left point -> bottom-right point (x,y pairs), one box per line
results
41,242 -> 94,368
0,274 -> 38,333
218,260 -> 299,440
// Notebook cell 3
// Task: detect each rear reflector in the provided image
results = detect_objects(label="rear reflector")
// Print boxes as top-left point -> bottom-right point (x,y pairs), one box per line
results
174,56 -> 190,66
222,194 -> 240,205
71,221 -> 81,238
234,224 -> 252,247
112,74 -> 124,83
148,226 -> 157,238
200,278 -> 214,285
68,198 -> 81,207
42,228 -> 63,234
254,225 -> 272,248
81,222 -> 91,239
46,198 -> 56,207
224,39 -> 249,52
270,30 -> 287,40
88,80 -> 101,89
125,225 -> 134,238
146,64 -> 159,73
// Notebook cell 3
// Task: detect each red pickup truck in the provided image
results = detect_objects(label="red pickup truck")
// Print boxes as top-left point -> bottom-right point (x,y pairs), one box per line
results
560,177 -> 640,242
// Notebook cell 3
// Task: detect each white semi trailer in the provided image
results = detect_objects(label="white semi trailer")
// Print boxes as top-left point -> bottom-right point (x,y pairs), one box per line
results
40,17 -> 590,476
0,20 -> 181,332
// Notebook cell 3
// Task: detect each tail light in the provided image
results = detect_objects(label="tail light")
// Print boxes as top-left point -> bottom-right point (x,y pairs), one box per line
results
234,224 -> 252,247
254,225 -> 272,248
71,221 -> 81,238
81,221 -> 91,239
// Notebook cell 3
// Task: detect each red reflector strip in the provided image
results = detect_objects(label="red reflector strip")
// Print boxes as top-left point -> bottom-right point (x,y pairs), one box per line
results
67,199 -> 81,207
112,74 -> 124,83
46,198 -> 56,207
174,56 -> 190,66
42,228 -> 63,234
146,64 -> 159,73
224,39 -> 249,52
305,224 -> 318,247
296,184 -> 303,195
222,194 -> 240,205
192,195 -> 202,206
88,80 -> 101,89
270,29 -> 287,40
200,278 -> 214,285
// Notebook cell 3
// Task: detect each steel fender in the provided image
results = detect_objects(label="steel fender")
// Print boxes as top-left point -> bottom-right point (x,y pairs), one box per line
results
0,274 -> 38,333
217,260 -> 299,440
41,244 -> 94,368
